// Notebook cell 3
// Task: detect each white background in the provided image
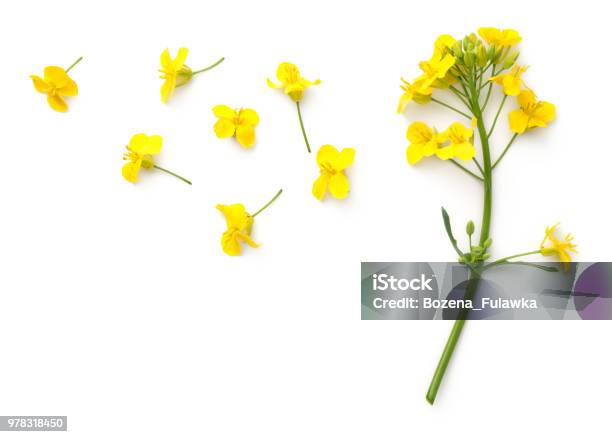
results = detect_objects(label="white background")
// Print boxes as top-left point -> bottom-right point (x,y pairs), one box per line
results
1,0 -> 611,435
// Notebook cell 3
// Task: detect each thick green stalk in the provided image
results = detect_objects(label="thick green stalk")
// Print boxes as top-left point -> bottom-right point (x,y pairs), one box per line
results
426,80 -> 493,405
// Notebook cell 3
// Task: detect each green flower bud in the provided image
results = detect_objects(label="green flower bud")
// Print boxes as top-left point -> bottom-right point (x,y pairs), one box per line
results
464,52 -> 475,68
483,238 -> 493,249
477,45 -> 488,67
503,51 -> 520,70
466,220 -> 475,236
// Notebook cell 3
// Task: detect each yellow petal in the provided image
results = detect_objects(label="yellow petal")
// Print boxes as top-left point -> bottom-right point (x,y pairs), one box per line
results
213,105 -> 236,119
130,133 -> 162,155
43,66 -> 69,88
173,48 -> 189,70
236,125 -> 256,148
517,89 -> 536,109
216,203 -> 248,229
122,160 -> 141,183
332,148 -> 355,171
57,76 -> 78,96
237,232 -> 259,248
406,144 -> 424,165
316,145 -> 340,167
266,78 -> 281,89
30,75 -> 49,93
407,122 -> 433,144
221,230 -> 242,256
47,94 -> 68,112
509,109 -> 529,134
328,172 -> 350,199
238,108 -> 259,126
277,62 -> 300,83
453,143 -> 476,161
160,49 -> 172,69
435,146 -> 455,160
161,77 -> 176,103
312,173 -> 329,200
214,118 -> 236,139
531,102 -> 556,126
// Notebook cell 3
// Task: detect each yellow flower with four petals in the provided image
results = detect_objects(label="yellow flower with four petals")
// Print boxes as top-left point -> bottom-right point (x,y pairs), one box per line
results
508,89 -> 556,134
478,27 -> 522,46
490,64 -> 528,96
540,223 -> 577,271
397,77 -> 433,113
212,105 -> 259,148
312,145 -> 355,200
267,62 -> 320,102
30,57 -> 82,112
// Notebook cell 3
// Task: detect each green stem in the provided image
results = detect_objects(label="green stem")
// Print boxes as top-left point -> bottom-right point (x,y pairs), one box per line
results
481,66 -> 495,111
431,98 -> 472,119
449,159 -> 483,181
483,250 -> 541,271
487,95 -> 507,138
251,189 -> 283,217
296,101 -> 311,153
65,56 -> 83,73
192,57 -> 225,75
153,165 -> 192,185
426,78 -> 493,405
492,134 -> 518,170
472,158 -> 485,177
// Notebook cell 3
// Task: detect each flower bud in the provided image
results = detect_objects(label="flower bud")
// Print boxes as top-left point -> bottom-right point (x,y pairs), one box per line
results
503,51 -> 520,70
477,45 -> 488,67
466,220 -> 475,236
483,237 -> 493,248
464,52 -> 475,68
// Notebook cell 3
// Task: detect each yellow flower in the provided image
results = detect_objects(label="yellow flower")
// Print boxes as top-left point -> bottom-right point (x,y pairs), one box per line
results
122,133 -> 162,183
30,66 -> 78,112
438,120 -> 477,161
267,62 -> 321,102
419,52 -> 456,88
434,34 -> 457,56
159,48 -> 191,103
216,204 -> 259,256
405,122 -> 445,164
397,76 -> 433,113
490,64 -> 528,96
508,89 -> 556,134
478,27 -> 522,46
312,145 -> 355,200
540,223 -> 577,271
213,105 -> 259,148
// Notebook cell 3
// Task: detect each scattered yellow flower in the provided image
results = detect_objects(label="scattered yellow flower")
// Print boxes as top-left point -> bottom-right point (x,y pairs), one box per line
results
267,62 -> 321,102
397,77 -> 433,113
30,57 -> 82,112
159,48 -> 191,103
159,49 -> 225,103
490,65 -> 528,96
122,133 -> 162,183
216,203 -> 259,256
508,89 -> 556,134
216,189 -> 282,256
122,133 -> 191,184
419,52 -> 456,88
438,120 -> 477,161
213,105 -> 259,148
478,27 -> 522,46
312,145 -> 355,200
540,223 -> 577,271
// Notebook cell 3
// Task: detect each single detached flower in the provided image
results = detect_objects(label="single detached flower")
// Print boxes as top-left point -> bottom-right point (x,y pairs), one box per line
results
159,48 -> 224,103
490,64 -> 528,96
267,62 -> 321,153
478,27 -> 522,46
397,77 -> 432,113
267,62 -> 320,102
122,133 -> 191,185
212,105 -> 259,148
217,189 -> 282,256
540,223 -> 577,271
30,56 -> 82,112
508,89 -> 556,134
312,145 -> 355,200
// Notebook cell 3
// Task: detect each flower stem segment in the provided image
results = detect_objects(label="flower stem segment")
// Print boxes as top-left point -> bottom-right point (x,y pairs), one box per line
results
192,57 -> 225,75
296,101 -> 311,153
65,56 -> 83,73
252,189 -> 283,217
153,165 -> 192,185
